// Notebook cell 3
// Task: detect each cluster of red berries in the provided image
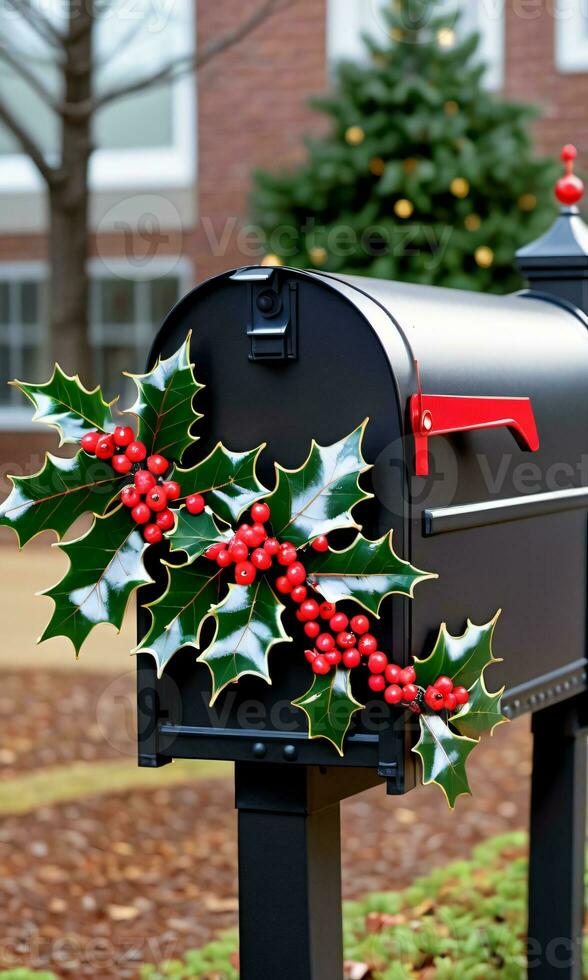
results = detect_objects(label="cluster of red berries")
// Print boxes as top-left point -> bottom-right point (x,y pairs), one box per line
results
204,502 -> 327,585
81,425 -> 202,545
422,675 -> 469,713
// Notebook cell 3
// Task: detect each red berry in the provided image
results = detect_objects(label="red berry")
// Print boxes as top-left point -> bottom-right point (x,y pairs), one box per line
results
400,666 -> 417,686
146,487 -> 168,513
434,676 -> 454,696
368,674 -> 386,692
337,631 -> 356,650
251,522 -> 267,543
204,543 -> 224,560
235,561 -> 256,585
343,648 -> 361,669
316,633 -> 335,653
453,686 -> 469,706
385,664 -> 402,685
368,651 -> 388,674
319,602 -> 336,620
230,539 -> 249,563
264,537 -> 280,556
251,502 -> 271,523
236,524 -> 250,540
162,480 -> 181,501
298,599 -> 320,622
424,686 -> 445,711
304,649 -> 317,664
155,508 -> 175,531
325,649 -> 342,666
311,535 -> 329,552
112,453 -> 132,475
304,621 -> 320,639
444,692 -> 458,712
131,502 -> 151,525
121,485 -> 141,508
358,634 -> 378,657
350,614 -> 370,635
114,425 -> 134,447
330,612 -> 348,632
126,441 -> 147,463
81,431 -> 101,454
241,527 -> 259,548
144,523 -> 163,544
275,575 -> 292,595
147,454 -> 169,476
286,561 -> 306,586
216,549 -> 232,568
312,656 -> 330,676
402,684 -> 419,703
186,493 -> 205,515
95,435 -> 115,460
251,547 -> 272,571
385,684 -> 403,705
290,585 -> 308,604
134,470 -> 157,494
278,543 -> 297,566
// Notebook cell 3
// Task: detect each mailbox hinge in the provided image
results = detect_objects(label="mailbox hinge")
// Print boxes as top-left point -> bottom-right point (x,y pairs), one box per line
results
231,267 -> 298,362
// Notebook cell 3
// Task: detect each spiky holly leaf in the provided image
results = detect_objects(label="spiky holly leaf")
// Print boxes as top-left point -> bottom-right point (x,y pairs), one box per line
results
124,335 -> 203,463
135,561 -> 223,677
40,507 -> 152,655
266,421 -> 372,548
449,677 -> 507,741
0,452 -> 126,547
413,613 -> 501,691
292,667 -> 364,756
413,714 -> 477,808
177,443 -> 269,524
199,578 -> 291,705
167,507 -> 231,565
308,532 -> 436,616
13,366 -> 114,445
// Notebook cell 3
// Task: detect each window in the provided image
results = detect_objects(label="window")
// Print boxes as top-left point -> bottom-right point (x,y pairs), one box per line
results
327,0 -> 505,90
555,0 -> 588,72
0,259 -> 191,426
0,0 -> 196,191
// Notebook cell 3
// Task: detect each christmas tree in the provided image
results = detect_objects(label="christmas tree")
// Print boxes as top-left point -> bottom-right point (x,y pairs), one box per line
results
251,0 -> 557,293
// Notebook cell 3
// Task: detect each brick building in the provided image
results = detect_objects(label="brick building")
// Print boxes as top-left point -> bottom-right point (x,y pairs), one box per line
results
0,0 -> 587,479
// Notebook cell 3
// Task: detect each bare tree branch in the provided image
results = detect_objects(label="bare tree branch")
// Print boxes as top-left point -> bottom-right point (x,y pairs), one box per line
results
0,43 -> 60,112
3,0 -> 64,49
92,0 -> 290,113
0,91 -> 58,186
94,8 -> 150,71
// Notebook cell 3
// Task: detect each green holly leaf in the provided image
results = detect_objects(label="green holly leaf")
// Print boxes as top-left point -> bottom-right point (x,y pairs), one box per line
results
0,452 -> 126,547
449,677 -> 507,741
177,443 -> 269,524
292,667 -> 364,757
199,578 -> 291,705
266,421 -> 372,547
308,532 -> 436,616
13,365 -> 114,445
167,507 -> 231,565
135,561 -> 224,677
413,713 -> 478,808
124,335 -> 203,462
414,613 -> 501,691
40,507 -> 152,655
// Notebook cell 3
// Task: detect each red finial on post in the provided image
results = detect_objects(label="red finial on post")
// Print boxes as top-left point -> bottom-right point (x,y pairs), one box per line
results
555,144 -> 584,206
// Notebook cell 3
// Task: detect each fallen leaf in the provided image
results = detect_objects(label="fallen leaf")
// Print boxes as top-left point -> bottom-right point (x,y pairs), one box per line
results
107,904 -> 141,922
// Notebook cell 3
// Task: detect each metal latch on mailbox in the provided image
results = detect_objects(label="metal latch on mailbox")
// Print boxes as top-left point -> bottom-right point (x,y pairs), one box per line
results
231,267 -> 298,362
409,361 -> 540,477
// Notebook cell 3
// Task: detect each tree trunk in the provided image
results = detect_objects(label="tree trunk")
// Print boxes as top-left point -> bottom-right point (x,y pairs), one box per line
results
49,1 -> 94,381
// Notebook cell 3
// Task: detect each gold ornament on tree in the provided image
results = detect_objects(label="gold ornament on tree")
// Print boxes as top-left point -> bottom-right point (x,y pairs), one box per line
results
444,100 -> 459,116
475,246 -> 494,268
345,126 -> 365,146
403,158 -> 418,175
309,246 -> 328,266
394,199 -> 414,219
369,157 -> 386,177
261,254 -> 283,267
451,177 -> 470,199
465,214 -> 481,231
518,193 -> 537,212
437,27 -> 455,48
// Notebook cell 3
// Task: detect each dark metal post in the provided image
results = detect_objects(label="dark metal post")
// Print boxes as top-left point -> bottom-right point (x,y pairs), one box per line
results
528,698 -> 587,977
235,762 -> 382,980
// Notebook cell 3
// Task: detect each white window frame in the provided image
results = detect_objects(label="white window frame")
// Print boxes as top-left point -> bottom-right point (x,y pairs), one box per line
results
555,0 -> 588,72
326,0 -> 505,90
0,256 -> 193,428
0,0 -> 196,192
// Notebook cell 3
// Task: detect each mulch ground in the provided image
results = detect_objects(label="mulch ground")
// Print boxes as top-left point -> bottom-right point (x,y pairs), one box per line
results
0,668 -> 532,978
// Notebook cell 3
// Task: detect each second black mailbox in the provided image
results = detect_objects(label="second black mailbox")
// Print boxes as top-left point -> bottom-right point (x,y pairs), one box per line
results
137,218 -> 588,791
